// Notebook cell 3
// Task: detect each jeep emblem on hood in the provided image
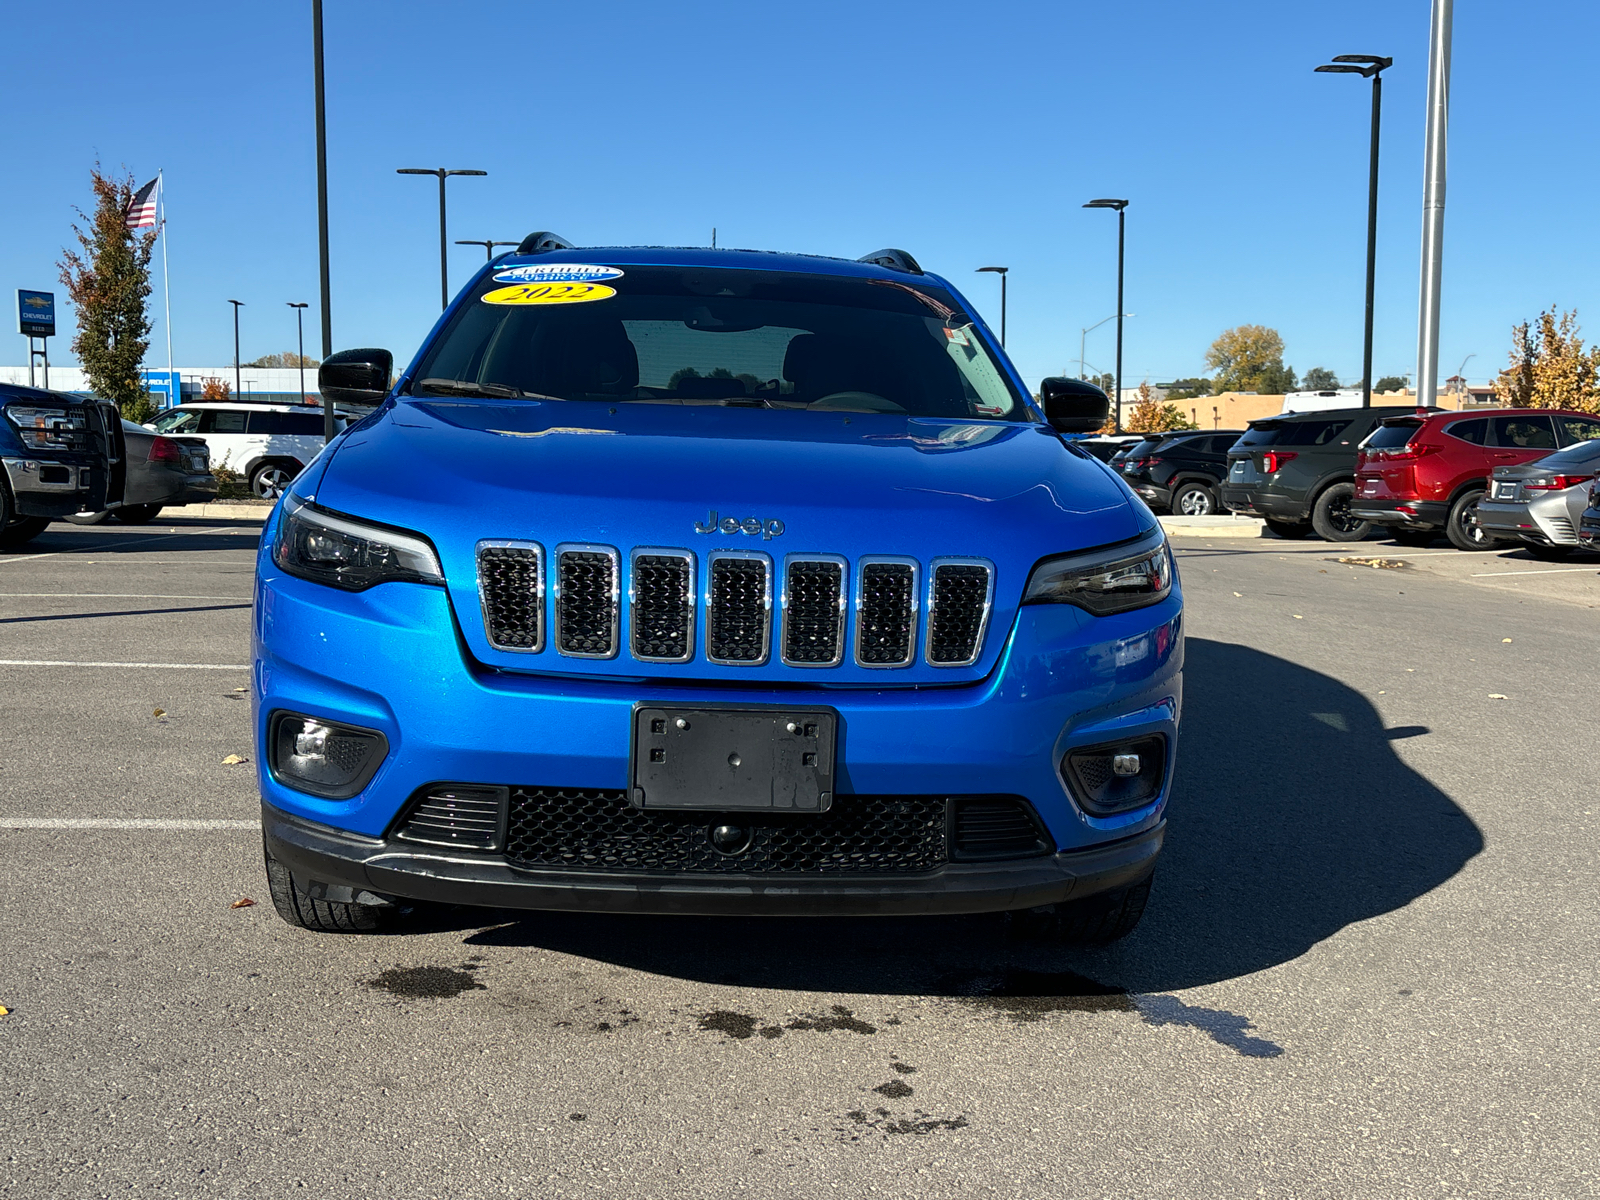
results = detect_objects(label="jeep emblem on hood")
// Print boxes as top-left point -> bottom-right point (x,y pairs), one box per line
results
694,510 -> 785,540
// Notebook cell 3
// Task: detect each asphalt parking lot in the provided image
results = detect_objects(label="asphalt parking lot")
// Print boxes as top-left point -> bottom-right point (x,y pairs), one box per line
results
2,518 -> 1597,1199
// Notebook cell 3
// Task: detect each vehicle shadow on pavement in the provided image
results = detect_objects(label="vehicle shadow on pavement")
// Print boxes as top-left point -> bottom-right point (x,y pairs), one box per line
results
459,637 -> 1483,996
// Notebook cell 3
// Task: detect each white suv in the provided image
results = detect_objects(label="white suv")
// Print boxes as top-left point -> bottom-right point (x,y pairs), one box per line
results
148,403 -> 345,498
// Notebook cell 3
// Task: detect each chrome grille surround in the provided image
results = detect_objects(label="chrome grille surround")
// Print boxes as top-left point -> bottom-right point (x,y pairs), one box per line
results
476,539 -> 545,653
553,543 -> 620,659
854,556 -> 919,668
706,550 -> 772,666
780,553 -> 848,668
925,557 -> 995,667
628,547 -> 696,663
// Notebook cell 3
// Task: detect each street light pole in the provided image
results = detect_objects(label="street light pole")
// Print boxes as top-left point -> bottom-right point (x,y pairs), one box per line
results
312,0 -> 332,361
227,300 -> 244,397
1083,199 -> 1129,433
1416,0 -> 1453,409
1079,312 -> 1133,380
398,168 -> 488,310
289,300 -> 310,422
976,266 -> 1009,346
455,239 -> 519,262
1316,54 -> 1393,407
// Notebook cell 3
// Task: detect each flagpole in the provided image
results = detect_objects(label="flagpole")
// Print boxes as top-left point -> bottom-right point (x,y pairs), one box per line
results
159,170 -> 173,408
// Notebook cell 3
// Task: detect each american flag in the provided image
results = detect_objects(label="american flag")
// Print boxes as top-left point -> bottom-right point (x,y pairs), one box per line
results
125,177 -> 159,230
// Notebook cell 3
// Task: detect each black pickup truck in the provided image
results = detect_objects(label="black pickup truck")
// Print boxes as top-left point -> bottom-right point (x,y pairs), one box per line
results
0,383 -> 124,547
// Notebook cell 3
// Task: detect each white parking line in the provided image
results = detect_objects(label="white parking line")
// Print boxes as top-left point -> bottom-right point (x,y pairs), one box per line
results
0,593 -> 251,601
0,818 -> 257,830
0,659 -> 249,670
0,524 -> 251,566
1469,567 -> 1600,577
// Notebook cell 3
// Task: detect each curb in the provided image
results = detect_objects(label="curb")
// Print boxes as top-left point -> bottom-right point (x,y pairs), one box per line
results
1158,514 -> 1267,539
187,503 -> 272,522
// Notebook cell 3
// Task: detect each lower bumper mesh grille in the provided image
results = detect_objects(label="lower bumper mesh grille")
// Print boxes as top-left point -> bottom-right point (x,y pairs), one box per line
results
504,788 -> 949,874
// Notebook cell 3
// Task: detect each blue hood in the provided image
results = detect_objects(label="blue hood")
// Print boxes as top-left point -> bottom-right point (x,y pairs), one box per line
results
307,398 -> 1147,683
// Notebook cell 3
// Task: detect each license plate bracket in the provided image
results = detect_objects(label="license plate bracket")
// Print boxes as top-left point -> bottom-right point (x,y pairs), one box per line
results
629,704 -> 837,812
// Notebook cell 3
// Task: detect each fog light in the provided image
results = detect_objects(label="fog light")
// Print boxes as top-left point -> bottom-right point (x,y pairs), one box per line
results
1063,735 -> 1167,816
269,712 -> 388,800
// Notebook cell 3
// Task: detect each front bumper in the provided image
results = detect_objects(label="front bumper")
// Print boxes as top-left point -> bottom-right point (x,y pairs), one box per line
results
2,456 -> 99,518
263,801 -> 1165,916
1350,498 -> 1448,528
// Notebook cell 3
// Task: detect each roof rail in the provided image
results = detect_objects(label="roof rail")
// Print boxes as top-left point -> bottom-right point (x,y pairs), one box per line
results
857,248 -> 923,275
515,231 -> 576,255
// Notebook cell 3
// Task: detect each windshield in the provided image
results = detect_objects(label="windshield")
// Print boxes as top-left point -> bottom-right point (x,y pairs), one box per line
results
409,263 -> 1030,420
151,408 -> 202,433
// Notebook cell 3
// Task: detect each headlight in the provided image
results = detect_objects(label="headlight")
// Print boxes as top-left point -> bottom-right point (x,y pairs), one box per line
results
272,495 -> 443,591
4,405 -> 85,450
1022,528 -> 1173,615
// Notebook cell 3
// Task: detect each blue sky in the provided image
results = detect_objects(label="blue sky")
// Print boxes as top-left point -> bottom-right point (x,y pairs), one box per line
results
4,0 -> 1596,392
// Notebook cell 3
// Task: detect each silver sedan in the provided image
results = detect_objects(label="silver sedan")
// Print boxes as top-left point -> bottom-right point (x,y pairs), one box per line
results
1476,438 -> 1600,559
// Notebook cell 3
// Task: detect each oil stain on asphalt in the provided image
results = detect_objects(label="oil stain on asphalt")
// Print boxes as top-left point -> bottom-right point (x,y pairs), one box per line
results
366,963 -> 487,999
697,1004 -> 877,1041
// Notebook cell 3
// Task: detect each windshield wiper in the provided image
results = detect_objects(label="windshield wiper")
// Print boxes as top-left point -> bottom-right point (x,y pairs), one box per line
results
412,378 -> 529,400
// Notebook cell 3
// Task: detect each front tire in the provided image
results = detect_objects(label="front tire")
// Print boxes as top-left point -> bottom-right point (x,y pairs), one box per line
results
1172,481 -> 1220,517
265,850 -> 391,933
0,516 -> 50,549
1445,489 -> 1503,552
1264,518 -> 1314,540
1018,873 -> 1154,946
1310,482 -> 1371,542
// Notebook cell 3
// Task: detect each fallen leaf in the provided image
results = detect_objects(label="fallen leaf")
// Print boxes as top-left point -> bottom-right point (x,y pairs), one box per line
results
233,686 -> 247,693
1293,615 -> 1304,620
1318,569 -> 1328,574
221,754 -> 248,766
152,708 -> 166,719
1406,668 -> 1415,672
1233,592 -> 1242,598
0,1004 -> 9,1017
1502,638 -> 1512,644
230,898 -> 256,909
1378,690 -> 1386,694
1488,694 -> 1507,700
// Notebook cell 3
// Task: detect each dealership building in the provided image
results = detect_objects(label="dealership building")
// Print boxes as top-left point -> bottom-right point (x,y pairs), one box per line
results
0,365 -> 316,407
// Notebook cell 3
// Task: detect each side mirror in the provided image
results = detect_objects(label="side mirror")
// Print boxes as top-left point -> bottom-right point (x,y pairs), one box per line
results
1039,377 -> 1110,433
318,348 -> 394,408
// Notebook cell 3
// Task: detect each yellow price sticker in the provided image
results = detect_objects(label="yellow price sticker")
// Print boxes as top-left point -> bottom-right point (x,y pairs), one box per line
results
481,282 -> 617,306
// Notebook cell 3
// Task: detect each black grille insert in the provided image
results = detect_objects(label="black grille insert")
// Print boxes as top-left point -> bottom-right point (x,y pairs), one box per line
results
556,546 -> 618,658
951,796 -> 1053,861
477,542 -> 543,652
394,785 -> 509,851
707,554 -> 770,664
927,561 -> 991,665
631,552 -> 693,662
783,558 -> 845,666
505,788 -> 947,874
856,560 -> 916,666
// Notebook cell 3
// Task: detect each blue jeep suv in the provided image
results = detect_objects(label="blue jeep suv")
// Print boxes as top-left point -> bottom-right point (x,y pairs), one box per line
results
256,239 -> 1182,943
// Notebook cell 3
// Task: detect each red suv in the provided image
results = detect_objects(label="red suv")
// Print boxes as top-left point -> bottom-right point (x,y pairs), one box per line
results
1353,408 -> 1600,550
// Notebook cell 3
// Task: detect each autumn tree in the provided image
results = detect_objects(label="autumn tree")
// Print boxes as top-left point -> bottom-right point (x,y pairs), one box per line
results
246,351 -> 320,368
1124,381 -> 1199,434
1205,325 -> 1297,394
200,377 -> 232,400
1492,307 -> 1600,411
58,167 -> 157,421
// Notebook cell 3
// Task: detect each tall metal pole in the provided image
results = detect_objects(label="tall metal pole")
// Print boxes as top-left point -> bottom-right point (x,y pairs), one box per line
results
312,0 -> 331,364
1361,71 -> 1383,407
1416,0 -> 1452,408
228,300 -> 244,397
437,172 -> 449,311
999,273 -> 1008,347
1114,207 -> 1125,435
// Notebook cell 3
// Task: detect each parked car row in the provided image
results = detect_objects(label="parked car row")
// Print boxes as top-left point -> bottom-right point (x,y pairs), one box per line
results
148,402 -> 346,498
1100,404 -> 1600,554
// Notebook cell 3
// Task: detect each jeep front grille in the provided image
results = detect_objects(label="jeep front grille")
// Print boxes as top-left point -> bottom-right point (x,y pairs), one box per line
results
476,545 -> 996,669
926,559 -> 993,667
477,541 -> 544,652
504,788 -> 949,874
555,544 -> 619,658
706,552 -> 771,665
630,549 -> 695,662
781,556 -> 846,667
855,558 -> 918,667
